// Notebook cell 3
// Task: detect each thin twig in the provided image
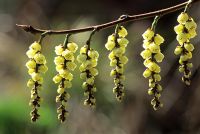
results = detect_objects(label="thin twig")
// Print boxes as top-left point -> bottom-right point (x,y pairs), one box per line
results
151,16 -> 160,32
16,0 -> 200,35
63,34 -> 71,48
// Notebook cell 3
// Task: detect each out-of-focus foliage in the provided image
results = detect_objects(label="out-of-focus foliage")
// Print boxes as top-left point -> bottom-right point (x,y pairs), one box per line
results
0,0 -> 200,134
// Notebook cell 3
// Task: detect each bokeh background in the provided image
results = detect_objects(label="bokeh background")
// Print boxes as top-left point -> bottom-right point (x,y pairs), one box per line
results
0,0 -> 200,134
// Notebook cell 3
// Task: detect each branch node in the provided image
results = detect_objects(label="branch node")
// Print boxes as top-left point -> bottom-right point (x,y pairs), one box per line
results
119,14 -> 129,20
41,31 -> 49,37
92,26 -> 99,32
38,31 -> 50,44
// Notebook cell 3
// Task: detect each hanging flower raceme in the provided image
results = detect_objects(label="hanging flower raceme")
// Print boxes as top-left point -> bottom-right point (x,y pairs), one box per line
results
26,41 -> 48,122
53,41 -> 78,122
77,45 -> 99,107
105,26 -> 129,101
174,12 -> 197,85
141,28 -> 164,110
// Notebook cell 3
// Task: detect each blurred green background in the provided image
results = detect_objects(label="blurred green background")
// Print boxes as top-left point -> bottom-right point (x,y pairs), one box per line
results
0,0 -> 200,134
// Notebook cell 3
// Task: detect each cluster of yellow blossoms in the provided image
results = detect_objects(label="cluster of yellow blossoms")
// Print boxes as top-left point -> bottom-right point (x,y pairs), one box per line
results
26,41 -> 48,121
24,7 -> 198,123
174,12 -> 197,85
105,26 -> 129,101
77,45 -> 99,107
53,42 -> 78,122
141,28 -> 164,110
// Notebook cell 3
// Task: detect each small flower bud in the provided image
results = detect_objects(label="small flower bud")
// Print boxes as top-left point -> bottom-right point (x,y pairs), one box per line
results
38,65 -> 48,73
34,53 -> 46,64
142,28 -> 154,41
184,43 -> 194,52
149,42 -> 160,53
77,54 -> 87,63
53,75 -> 62,83
105,41 -> 115,51
67,42 -> 78,53
117,38 -> 129,47
140,49 -> 152,59
154,34 -> 164,45
174,46 -> 183,55
66,62 -> 77,71
55,45 -> 64,55
185,19 -> 197,30
26,60 -> 36,69
154,73 -> 161,81
88,50 -> 99,59
148,89 -> 154,95
26,49 -> 37,58
154,52 -> 164,63
57,87 -> 65,94
64,80 -> 72,88
27,79 -> 35,88
143,69 -> 152,78
31,72 -> 41,81
118,26 -> 128,37
54,56 -> 65,65
177,12 -> 189,24
174,24 -> 184,34
62,50 -> 74,61
29,42 -> 41,51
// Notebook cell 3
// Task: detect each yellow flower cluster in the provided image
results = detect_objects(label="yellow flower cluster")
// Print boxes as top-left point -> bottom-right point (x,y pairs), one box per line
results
141,28 -> 164,110
105,26 -> 129,101
26,41 -> 48,122
53,42 -> 78,122
77,45 -> 99,107
174,12 -> 197,85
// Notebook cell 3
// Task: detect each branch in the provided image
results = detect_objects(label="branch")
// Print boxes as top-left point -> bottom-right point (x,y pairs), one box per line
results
16,0 -> 200,35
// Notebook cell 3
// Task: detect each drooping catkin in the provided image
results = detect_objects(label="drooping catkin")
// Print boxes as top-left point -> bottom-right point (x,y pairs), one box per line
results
53,42 -> 78,122
174,12 -> 197,85
77,45 -> 99,107
141,28 -> 164,110
26,41 -> 48,122
105,26 -> 129,101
